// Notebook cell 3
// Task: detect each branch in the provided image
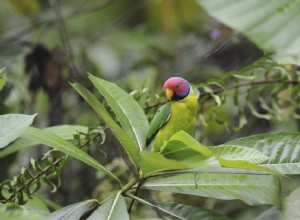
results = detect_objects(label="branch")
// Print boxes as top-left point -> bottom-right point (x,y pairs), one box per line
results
144,79 -> 300,110
3,0 -> 119,44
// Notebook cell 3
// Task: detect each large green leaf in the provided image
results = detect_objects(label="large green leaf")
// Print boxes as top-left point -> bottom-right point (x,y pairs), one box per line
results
0,125 -> 89,158
71,83 -> 139,170
158,202 -> 231,220
22,127 -> 120,184
87,192 -> 129,220
129,195 -> 231,220
49,200 -> 98,220
197,0 -> 300,64
141,151 -> 189,176
0,114 -> 36,148
143,173 -> 279,205
211,145 -> 280,175
211,145 -> 270,164
225,132 -> 300,174
89,74 -> 149,151
281,186 -> 300,220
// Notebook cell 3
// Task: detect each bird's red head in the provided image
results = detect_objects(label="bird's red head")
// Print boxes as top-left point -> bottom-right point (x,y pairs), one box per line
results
163,77 -> 190,101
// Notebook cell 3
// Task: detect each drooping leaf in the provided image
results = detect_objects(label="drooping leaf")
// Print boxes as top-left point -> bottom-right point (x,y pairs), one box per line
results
87,192 -> 129,220
0,125 -> 89,158
281,186 -> 300,220
141,151 -> 189,176
143,173 -> 279,205
0,114 -> 37,149
197,0 -> 300,64
71,83 -> 139,170
49,200 -> 98,220
158,202 -> 232,220
22,127 -> 120,184
89,74 -> 149,151
225,132 -> 300,174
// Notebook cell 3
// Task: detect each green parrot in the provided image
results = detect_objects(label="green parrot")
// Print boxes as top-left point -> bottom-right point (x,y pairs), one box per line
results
146,77 -> 198,152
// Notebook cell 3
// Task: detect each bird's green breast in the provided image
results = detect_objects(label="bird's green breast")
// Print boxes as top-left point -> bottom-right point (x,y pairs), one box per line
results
151,92 -> 198,152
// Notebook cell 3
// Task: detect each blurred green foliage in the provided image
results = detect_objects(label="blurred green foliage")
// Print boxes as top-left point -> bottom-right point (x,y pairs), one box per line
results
1,0 -> 300,219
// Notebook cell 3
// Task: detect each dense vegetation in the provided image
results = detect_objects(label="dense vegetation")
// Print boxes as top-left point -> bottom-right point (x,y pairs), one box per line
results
1,0 -> 300,219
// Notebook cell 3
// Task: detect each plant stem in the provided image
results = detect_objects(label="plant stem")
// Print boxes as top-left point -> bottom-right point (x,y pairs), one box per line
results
127,178 -> 144,213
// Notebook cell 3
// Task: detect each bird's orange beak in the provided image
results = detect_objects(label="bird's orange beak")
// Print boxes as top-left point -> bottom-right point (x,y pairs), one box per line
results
165,88 -> 173,101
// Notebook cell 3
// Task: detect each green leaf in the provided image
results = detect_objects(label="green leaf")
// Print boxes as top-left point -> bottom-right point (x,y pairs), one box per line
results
0,67 -> 6,90
212,145 -> 270,164
0,114 -> 37,149
0,203 -> 47,220
0,125 -> 89,158
254,207 -> 280,220
160,131 -> 219,170
87,192 -> 129,220
143,173 -> 279,205
141,151 -> 189,176
196,0 -> 300,64
281,186 -> 300,220
162,131 -> 213,158
158,202 -> 232,220
45,125 -> 89,140
71,83 -> 139,170
22,127 -> 120,184
225,132 -> 300,174
49,200 -> 98,220
89,74 -> 149,151
210,145 -> 281,175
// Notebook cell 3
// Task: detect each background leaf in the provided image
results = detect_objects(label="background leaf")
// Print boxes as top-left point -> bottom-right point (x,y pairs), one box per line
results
0,202 -> 47,220
89,74 -> 149,151
0,114 -> 37,149
143,173 -> 279,205
22,127 -> 120,184
87,192 -> 129,220
197,0 -> 300,64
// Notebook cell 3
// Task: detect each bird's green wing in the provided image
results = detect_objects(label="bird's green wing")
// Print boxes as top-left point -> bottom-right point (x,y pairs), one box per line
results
146,102 -> 171,146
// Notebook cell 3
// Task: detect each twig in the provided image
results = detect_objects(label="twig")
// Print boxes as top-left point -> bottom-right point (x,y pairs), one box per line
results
4,132 -> 103,202
48,0 -> 78,77
6,156 -> 65,202
127,178 -> 144,213
144,79 -> 300,110
3,1 -> 118,44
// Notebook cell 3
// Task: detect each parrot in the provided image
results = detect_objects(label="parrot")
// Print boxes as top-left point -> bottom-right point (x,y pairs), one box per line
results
146,77 -> 198,152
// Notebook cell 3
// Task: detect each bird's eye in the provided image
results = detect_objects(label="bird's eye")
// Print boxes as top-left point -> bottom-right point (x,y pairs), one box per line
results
176,83 -> 180,88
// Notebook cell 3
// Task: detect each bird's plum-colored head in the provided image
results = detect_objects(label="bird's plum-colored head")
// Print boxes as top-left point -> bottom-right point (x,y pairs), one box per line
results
163,77 -> 190,101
